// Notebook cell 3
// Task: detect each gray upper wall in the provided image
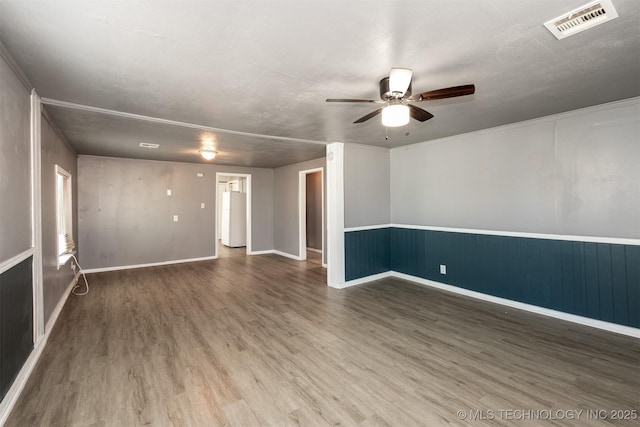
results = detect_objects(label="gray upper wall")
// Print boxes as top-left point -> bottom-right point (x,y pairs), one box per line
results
0,54 -> 32,263
41,115 -> 77,326
78,156 -> 274,269
343,144 -> 390,229
390,98 -> 640,239
273,157 -> 326,260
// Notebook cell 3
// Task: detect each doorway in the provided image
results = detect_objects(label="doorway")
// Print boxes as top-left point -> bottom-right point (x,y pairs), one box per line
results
215,173 -> 251,258
298,168 -> 324,264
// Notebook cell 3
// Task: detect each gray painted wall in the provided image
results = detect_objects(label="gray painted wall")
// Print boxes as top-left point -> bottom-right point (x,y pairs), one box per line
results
40,115 -> 77,326
78,156 -> 274,269
273,157 -> 326,261
0,55 -> 31,262
390,98 -> 640,239
306,172 -> 322,250
343,144 -> 390,229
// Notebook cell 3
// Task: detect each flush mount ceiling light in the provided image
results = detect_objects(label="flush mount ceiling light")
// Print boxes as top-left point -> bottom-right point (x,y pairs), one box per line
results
381,104 -> 410,127
200,150 -> 217,160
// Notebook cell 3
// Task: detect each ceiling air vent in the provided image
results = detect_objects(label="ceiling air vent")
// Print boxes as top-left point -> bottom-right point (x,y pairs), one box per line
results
544,0 -> 618,40
139,142 -> 159,149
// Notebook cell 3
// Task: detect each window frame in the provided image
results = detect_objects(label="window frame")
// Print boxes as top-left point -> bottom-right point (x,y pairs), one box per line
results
55,165 -> 75,268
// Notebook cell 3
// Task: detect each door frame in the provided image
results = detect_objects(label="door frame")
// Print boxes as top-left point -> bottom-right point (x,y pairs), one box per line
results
298,167 -> 324,261
215,172 -> 252,257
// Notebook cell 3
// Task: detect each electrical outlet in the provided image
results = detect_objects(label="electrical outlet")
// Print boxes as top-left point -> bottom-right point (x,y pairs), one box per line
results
173,215 -> 179,222
440,264 -> 447,275
167,189 -> 172,196
201,203 -> 205,209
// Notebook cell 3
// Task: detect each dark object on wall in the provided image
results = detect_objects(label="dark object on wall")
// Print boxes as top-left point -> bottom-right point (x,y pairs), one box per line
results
0,256 -> 34,400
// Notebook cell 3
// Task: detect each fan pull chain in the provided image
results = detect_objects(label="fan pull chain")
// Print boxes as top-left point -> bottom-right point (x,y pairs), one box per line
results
385,126 -> 389,140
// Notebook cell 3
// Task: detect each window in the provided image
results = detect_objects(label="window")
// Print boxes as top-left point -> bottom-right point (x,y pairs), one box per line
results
55,165 -> 74,266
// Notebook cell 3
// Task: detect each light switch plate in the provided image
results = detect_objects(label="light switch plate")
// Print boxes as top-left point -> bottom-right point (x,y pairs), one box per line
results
173,215 -> 179,222
440,264 -> 447,275
167,189 -> 172,196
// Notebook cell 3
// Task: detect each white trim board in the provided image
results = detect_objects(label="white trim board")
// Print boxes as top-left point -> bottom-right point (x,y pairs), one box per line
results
390,224 -> 640,246
337,270 -> 640,338
81,255 -> 217,274
0,249 -> 34,275
41,98 -> 327,146
0,272 -> 77,426
342,223 -> 640,246
344,224 -> 391,232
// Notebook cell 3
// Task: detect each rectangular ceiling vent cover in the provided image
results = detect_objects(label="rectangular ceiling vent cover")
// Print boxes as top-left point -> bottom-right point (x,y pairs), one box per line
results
544,0 -> 618,40
139,142 -> 160,149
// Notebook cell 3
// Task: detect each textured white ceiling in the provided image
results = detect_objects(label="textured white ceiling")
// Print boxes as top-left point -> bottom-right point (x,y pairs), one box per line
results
1,0 -> 639,167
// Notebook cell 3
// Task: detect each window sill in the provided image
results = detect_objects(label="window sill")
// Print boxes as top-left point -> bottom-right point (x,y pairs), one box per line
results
57,251 -> 76,270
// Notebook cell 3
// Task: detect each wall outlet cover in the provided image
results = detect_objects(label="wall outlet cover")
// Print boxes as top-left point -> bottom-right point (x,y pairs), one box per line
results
440,264 -> 447,274
173,215 -> 179,222
201,203 -> 205,209
167,189 -> 172,196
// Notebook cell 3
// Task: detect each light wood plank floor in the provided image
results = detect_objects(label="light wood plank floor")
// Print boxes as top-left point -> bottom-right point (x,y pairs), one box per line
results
7,247 -> 639,426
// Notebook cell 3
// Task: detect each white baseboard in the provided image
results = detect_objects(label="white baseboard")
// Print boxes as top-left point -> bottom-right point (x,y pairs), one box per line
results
390,272 -> 640,339
248,249 -> 275,256
273,250 -> 303,261
44,272 -> 79,334
335,270 -> 640,338
330,271 -> 393,289
81,255 -> 218,274
0,272 -> 77,426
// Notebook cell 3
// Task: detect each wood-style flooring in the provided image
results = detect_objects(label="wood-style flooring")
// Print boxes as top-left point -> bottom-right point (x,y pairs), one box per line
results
6,246 -> 639,426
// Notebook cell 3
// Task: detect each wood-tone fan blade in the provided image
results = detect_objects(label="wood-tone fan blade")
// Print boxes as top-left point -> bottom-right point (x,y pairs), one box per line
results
353,108 -> 384,123
326,98 -> 384,103
409,84 -> 475,102
408,104 -> 434,122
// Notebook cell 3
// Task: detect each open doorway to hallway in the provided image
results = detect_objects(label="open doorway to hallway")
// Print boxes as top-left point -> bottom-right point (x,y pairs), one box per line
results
299,168 -> 324,265
215,173 -> 251,258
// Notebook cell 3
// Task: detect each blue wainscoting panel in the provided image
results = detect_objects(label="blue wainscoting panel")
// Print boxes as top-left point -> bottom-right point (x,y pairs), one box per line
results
389,228 -> 640,328
344,228 -> 391,281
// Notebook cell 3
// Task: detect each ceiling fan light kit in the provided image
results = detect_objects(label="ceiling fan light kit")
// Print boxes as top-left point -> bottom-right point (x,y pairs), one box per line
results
326,68 -> 475,129
382,104 -> 410,127
388,68 -> 413,97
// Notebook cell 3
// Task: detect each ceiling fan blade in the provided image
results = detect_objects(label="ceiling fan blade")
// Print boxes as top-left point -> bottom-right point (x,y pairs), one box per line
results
389,68 -> 413,96
408,104 -> 434,122
409,84 -> 475,101
353,108 -> 384,124
326,98 -> 383,103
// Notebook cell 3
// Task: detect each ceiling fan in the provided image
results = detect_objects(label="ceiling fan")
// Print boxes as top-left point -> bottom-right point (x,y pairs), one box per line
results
326,68 -> 475,127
